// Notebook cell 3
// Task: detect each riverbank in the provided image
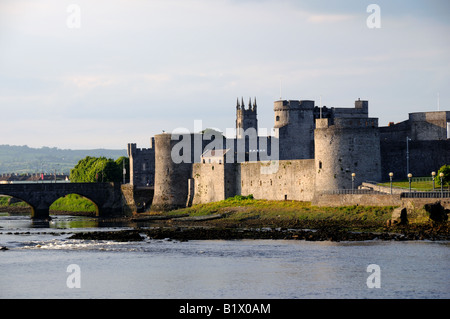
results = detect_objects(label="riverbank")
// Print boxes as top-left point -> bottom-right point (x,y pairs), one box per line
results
2,196 -> 449,241
70,197 -> 449,242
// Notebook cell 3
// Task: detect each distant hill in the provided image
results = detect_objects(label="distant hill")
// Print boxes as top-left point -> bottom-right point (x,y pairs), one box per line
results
0,145 -> 127,174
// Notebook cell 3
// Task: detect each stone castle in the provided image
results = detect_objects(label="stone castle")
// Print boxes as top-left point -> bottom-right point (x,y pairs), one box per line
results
127,97 -> 450,211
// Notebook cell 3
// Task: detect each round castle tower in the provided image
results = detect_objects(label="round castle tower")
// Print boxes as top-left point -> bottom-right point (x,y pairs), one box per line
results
314,117 -> 381,192
273,100 -> 315,160
151,133 -> 195,211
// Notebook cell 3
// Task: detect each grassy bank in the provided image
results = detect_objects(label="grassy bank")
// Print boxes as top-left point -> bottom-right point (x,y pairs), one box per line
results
148,195 -> 398,231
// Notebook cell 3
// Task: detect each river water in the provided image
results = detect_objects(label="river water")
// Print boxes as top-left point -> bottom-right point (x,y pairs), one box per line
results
0,214 -> 449,299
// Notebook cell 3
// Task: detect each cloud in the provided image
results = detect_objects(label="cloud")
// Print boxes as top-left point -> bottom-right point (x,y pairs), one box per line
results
0,0 -> 449,149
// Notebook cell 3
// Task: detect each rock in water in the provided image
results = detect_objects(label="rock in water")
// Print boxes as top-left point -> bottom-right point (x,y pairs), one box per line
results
390,207 -> 408,225
424,202 -> 449,223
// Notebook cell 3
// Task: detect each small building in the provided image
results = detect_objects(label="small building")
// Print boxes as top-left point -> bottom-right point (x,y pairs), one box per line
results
201,149 -> 229,164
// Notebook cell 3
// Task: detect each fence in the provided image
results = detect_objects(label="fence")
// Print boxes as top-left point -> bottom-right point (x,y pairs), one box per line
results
324,189 -> 384,195
400,191 -> 450,198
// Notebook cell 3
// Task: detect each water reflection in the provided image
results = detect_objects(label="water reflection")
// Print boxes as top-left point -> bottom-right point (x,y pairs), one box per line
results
0,213 -> 143,230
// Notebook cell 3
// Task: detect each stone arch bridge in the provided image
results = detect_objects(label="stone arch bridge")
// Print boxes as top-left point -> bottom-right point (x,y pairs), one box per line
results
0,183 -> 125,219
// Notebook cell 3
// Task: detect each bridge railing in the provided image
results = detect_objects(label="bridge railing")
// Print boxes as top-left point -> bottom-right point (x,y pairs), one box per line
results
322,189 -> 385,195
400,191 -> 450,198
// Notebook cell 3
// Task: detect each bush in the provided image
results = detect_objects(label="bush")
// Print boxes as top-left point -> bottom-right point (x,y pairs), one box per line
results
70,156 -> 128,183
436,164 -> 450,187
226,194 -> 254,202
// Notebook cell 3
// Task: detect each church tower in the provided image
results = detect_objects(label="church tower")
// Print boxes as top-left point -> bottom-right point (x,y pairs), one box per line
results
236,97 -> 258,139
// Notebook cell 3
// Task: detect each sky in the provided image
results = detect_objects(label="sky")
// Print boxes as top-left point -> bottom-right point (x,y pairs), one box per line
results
0,0 -> 449,150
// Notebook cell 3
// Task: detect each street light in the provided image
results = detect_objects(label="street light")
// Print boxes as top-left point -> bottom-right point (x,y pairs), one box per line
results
432,171 -> 436,191
440,172 -> 444,196
408,173 -> 413,193
389,172 -> 394,194
351,172 -> 356,194
406,137 -> 412,178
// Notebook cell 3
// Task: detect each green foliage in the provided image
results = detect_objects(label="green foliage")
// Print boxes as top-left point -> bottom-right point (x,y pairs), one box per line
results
436,164 -> 450,187
50,194 -> 97,212
69,156 -> 128,183
225,194 -> 254,201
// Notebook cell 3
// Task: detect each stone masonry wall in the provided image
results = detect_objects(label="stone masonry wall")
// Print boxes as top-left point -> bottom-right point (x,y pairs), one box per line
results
238,159 -> 316,201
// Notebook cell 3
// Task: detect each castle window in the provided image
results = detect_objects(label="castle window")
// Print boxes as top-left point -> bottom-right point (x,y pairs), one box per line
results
276,116 -> 280,121
260,181 -> 262,186
319,161 -> 322,169
212,166 -> 214,171
270,179 -> 272,186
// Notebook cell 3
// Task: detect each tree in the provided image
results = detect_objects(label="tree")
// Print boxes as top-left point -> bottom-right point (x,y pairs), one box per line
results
436,164 -> 450,188
69,156 -> 129,183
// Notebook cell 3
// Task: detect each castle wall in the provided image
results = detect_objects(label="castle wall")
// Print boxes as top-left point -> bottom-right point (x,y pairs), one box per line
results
238,159 -> 316,201
191,159 -> 316,204
409,111 -> 449,141
127,142 -> 155,187
380,139 -> 450,181
312,193 -> 401,207
314,118 -> 381,192
191,162 -> 236,205
380,111 -> 450,142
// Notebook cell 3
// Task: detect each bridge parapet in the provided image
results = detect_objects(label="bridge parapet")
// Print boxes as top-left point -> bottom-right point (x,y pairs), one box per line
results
0,182 -> 124,219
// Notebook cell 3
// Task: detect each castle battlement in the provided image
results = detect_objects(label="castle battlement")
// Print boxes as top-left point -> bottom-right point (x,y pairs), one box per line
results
316,117 -> 378,129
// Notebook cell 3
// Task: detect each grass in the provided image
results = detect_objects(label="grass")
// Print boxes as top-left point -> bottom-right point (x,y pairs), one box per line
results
378,178 -> 449,191
49,194 -> 97,213
158,195 -> 396,226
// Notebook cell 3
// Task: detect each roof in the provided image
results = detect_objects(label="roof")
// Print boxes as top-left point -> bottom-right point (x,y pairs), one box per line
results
201,149 -> 229,158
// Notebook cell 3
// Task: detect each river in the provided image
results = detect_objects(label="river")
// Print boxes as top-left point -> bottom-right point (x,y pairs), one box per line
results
0,214 -> 449,299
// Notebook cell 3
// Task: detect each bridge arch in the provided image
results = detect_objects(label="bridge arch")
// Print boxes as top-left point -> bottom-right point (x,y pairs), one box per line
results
49,193 -> 100,216
0,194 -> 34,215
0,183 -> 124,219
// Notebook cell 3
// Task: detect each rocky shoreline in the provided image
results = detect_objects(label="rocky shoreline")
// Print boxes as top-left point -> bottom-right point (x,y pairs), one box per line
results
2,205 -> 449,242
67,220 -> 450,242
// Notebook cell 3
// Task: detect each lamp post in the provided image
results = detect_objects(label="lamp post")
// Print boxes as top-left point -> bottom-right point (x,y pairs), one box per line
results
351,173 -> 356,194
432,171 -> 436,191
440,172 -> 444,197
408,173 -> 412,193
123,160 -> 126,184
389,172 -> 393,194
406,137 -> 411,178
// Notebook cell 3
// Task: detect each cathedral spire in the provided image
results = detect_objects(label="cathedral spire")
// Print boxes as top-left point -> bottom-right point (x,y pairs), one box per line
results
236,97 -> 240,109
253,97 -> 257,111
241,97 -> 245,110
